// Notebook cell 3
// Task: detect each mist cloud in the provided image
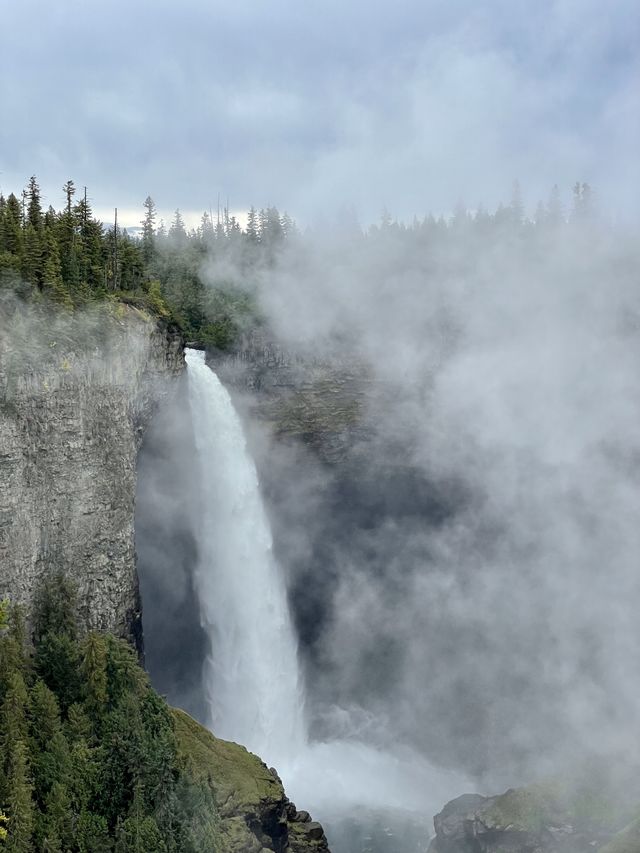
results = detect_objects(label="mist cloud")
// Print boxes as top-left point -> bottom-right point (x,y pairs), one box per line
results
235,214 -> 640,788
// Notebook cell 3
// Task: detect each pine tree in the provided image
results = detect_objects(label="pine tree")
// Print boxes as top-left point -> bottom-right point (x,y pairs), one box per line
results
141,196 -> 157,264
168,210 -> 187,247
81,633 -> 107,725
33,574 -> 81,712
62,180 -> 75,217
33,573 -> 77,644
21,224 -> 44,288
5,740 -> 34,853
26,176 -> 43,231
28,682 -> 62,752
76,812 -> 112,853
43,227 -> 71,307
246,206 -> 259,243
41,781 -> 72,852
4,194 -> 23,255
0,605 -> 28,696
1,673 -> 29,750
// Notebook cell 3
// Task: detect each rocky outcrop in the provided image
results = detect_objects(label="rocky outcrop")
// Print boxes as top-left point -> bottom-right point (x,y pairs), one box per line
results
171,708 -> 330,853
430,782 -> 640,853
0,301 -> 183,652
209,329 -> 372,464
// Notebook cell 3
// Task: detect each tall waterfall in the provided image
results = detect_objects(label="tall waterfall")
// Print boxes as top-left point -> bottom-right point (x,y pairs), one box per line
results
185,348 -> 305,766
184,348 -> 470,827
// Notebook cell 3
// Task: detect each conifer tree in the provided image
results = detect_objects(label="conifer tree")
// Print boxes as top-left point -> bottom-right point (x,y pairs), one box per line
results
28,682 -> 61,753
0,194 -> 23,257
81,634 -> 107,725
21,224 -> 44,288
1,673 -> 29,750
246,206 -> 259,243
26,177 -> 43,231
141,196 -> 157,264
5,740 -> 34,853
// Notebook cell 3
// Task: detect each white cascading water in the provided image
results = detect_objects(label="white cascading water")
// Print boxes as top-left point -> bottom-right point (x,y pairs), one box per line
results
185,348 -> 305,767
185,347 -> 470,824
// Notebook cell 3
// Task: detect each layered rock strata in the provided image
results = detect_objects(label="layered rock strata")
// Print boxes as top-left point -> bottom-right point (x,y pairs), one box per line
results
0,302 -> 183,651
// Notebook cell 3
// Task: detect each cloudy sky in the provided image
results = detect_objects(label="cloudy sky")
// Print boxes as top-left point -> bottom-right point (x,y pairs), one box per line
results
1,0 -> 637,227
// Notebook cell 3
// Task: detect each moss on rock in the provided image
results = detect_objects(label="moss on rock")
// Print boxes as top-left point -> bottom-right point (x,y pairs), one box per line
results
171,708 -> 330,853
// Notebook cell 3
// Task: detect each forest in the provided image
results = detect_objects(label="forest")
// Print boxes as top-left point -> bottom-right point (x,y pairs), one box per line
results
0,576 -> 218,852
0,176 -> 599,352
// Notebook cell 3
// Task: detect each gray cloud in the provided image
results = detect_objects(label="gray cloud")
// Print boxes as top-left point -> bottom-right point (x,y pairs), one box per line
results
1,0 -> 637,222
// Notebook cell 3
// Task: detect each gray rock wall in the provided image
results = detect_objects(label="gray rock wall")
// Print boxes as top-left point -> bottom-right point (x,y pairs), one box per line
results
209,329 -> 372,464
0,303 -> 183,650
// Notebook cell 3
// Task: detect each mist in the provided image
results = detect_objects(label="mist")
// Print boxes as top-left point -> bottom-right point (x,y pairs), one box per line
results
197,207 -> 640,794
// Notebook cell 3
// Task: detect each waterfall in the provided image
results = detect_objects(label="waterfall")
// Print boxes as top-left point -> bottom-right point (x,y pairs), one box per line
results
184,347 -> 470,830
185,348 -> 305,766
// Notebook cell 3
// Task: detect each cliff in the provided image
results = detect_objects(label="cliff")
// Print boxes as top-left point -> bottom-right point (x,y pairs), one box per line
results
429,776 -> 640,853
210,328 -> 372,464
172,708 -> 330,853
0,300 -> 184,651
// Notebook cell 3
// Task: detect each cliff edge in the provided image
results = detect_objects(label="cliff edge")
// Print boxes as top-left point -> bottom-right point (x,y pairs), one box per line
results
0,299 -> 184,651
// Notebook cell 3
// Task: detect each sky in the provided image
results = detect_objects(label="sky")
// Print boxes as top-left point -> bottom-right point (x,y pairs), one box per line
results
1,0 -> 638,227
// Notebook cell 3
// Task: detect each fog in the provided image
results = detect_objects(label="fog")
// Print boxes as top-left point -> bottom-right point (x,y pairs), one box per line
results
247,213 -> 640,788
137,200 -> 640,845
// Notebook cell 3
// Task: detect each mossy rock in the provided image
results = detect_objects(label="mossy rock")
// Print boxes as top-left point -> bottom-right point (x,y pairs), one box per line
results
171,708 -> 286,852
288,821 -> 331,853
481,784 -> 557,831
483,776 -> 637,834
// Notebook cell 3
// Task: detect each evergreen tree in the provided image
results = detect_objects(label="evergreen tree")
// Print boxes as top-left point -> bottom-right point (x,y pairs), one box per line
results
1,673 -> 29,752
76,812 -> 112,853
42,228 -> 71,307
33,574 -> 81,712
21,224 -> 44,288
5,740 -> 34,853
81,634 -> 107,725
141,196 -> 157,264
26,177 -> 43,232
246,206 -> 259,243
0,606 -> 28,696
40,781 -> 72,852
0,194 -> 23,256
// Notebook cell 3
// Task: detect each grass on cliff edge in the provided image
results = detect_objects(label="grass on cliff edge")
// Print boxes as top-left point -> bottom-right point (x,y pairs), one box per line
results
171,707 -> 284,816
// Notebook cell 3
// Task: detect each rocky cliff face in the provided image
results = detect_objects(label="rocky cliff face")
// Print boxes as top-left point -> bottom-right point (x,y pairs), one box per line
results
0,301 -> 183,651
429,779 -> 640,853
210,328 -> 372,463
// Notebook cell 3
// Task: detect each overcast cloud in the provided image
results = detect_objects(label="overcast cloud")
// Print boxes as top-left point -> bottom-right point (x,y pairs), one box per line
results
1,0 -> 638,225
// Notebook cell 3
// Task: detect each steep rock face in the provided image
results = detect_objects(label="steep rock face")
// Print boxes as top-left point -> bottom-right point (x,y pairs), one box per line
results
210,329 -> 372,464
430,782 -> 640,853
172,708 -> 330,853
0,303 -> 183,650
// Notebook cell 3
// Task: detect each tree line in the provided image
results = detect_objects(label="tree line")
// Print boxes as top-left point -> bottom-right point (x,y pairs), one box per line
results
0,177 -> 295,348
0,578 -> 220,852
0,176 -> 600,351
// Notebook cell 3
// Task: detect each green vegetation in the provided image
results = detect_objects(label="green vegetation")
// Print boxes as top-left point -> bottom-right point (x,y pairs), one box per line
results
481,775 -> 640,840
0,577 -> 221,852
0,179 -> 293,349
